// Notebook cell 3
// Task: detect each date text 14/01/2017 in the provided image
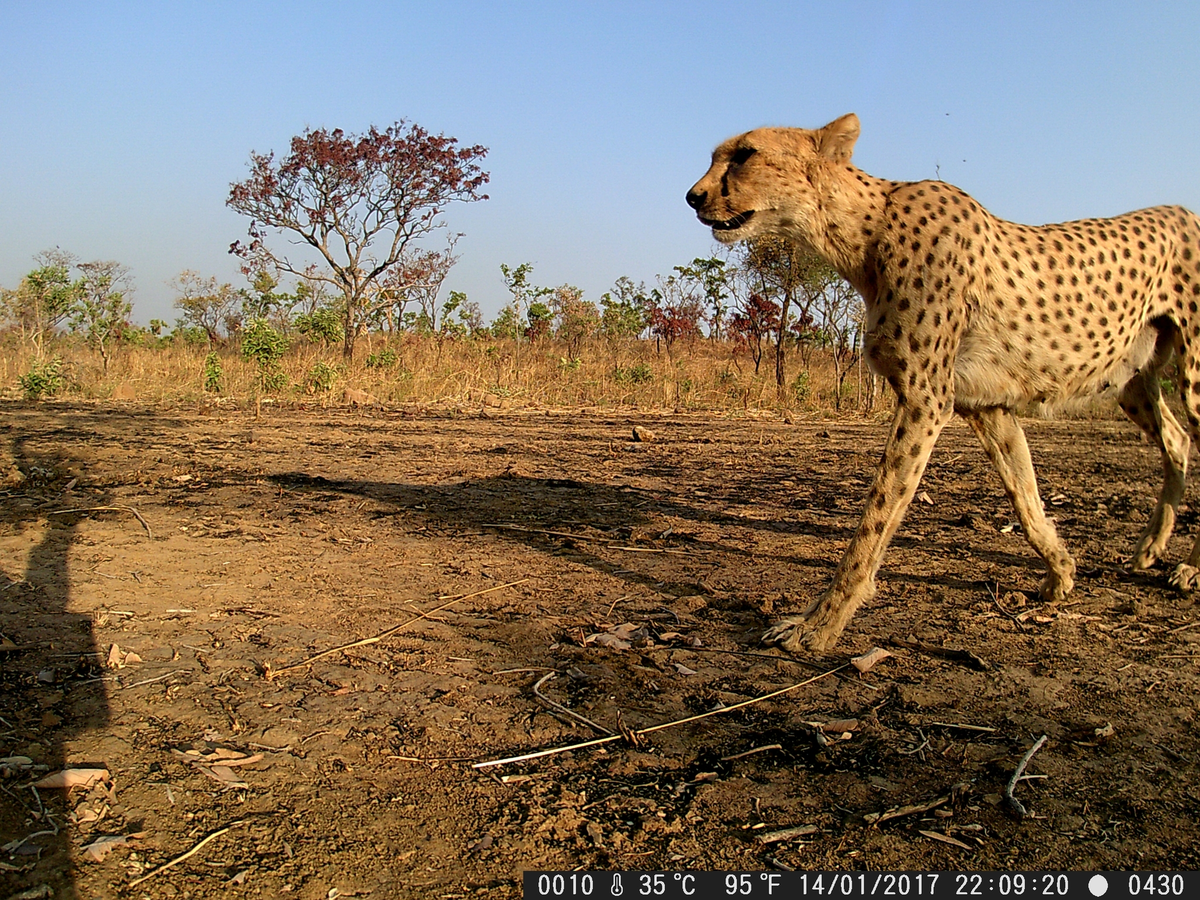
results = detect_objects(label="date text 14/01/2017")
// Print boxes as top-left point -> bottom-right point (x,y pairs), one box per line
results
524,871 -> 1191,900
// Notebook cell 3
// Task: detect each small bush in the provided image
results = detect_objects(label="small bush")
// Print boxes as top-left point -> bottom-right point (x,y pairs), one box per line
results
172,325 -> 210,346
304,360 -> 339,393
20,357 -> 67,399
365,347 -> 399,369
295,309 -> 345,345
241,319 -> 288,369
203,352 -> 223,393
792,370 -> 811,404
262,370 -> 289,393
614,363 -> 652,385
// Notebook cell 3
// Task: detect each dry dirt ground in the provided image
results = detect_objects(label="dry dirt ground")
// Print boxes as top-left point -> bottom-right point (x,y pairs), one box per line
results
2,401 -> 1198,899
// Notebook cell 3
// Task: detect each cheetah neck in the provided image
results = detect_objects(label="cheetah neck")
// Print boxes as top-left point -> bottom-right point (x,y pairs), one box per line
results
802,166 -> 895,302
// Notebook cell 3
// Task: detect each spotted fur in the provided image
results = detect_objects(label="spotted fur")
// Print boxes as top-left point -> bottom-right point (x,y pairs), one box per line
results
687,113 -> 1200,652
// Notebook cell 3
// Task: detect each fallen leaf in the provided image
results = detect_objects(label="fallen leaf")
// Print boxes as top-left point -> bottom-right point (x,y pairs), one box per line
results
673,663 -> 698,676
586,634 -> 631,650
851,647 -> 892,673
919,829 -> 972,850
82,832 -> 144,862
608,623 -> 648,641
34,768 -> 109,790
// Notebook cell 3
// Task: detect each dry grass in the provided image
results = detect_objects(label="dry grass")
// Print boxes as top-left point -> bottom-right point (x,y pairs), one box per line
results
0,332 -> 894,416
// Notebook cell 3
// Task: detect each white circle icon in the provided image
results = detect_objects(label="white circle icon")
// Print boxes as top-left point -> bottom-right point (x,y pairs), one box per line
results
1088,875 -> 1109,897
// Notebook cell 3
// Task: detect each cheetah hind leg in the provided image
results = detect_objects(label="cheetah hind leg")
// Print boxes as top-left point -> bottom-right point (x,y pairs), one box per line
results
1166,341 -> 1200,590
1118,366 -> 1188,572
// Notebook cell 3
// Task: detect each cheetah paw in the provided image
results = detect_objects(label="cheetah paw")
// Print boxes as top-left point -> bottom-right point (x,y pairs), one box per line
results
762,616 -> 839,653
1169,564 -> 1200,592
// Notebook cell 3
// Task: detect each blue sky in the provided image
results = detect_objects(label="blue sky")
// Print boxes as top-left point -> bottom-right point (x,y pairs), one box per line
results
3,1 -> 1199,324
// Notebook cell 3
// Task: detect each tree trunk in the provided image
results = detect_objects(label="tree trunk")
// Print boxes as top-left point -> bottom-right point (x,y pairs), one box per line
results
342,302 -> 357,361
775,294 -> 792,401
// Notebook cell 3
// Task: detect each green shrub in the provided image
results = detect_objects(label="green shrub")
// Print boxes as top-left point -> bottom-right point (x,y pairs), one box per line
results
294,308 -> 345,345
365,347 -> 399,369
203,352 -> 223,393
304,360 -> 339,393
241,319 -> 288,368
262,370 -> 289,393
614,363 -> 652,385
791,370 -> 811,404
20,357 -> 67,399
172,325 -> 209,346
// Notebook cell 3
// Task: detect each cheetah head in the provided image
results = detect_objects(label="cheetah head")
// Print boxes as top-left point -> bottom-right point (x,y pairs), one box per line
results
685,113 -> 860,246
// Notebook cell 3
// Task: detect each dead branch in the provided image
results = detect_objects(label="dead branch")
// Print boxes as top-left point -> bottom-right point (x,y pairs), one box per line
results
887,636 -> 989,671
46,506 -> 153,539
721,744 -> 783,761
863,782 -> 970,826
1005,734 -> 1048,818
756,824 -> 818,844
532,672 -> 614,736
473,663 -> 848,769
265,578 -> 529,679
128,820 -> 246,888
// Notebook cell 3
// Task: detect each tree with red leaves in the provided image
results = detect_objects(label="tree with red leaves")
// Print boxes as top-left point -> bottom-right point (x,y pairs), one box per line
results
729,292 -> 780,374
228,122 -> 489,359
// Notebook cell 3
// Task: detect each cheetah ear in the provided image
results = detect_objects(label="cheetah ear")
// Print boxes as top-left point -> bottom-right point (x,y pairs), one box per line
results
815,113 -> 860,162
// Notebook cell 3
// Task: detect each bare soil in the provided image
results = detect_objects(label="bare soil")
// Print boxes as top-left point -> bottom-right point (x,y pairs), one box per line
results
2,401 -> 1198,899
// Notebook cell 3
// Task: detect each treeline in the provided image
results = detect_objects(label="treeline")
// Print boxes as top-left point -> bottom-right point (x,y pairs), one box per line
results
0,119 -> 880,411
1,239 -> 878,410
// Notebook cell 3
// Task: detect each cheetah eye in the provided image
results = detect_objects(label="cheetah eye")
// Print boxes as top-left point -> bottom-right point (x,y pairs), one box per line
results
730,146 -> 757,166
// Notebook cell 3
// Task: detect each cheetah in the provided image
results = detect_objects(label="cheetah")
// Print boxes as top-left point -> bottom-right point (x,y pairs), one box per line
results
686,113 -> 1200,652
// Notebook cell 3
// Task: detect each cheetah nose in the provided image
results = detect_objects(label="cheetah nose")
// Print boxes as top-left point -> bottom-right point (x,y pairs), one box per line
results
686,188 -> 707,210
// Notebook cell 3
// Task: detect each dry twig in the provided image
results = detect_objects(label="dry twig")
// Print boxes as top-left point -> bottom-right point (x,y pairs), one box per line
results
128,820 -> 246,888
1005,734 -> 1048,818
46,506 -> 153,539
532,673 -> 613,736
266,579 -> 528,679
863,782 -> 970,826
473,664 -> 848,769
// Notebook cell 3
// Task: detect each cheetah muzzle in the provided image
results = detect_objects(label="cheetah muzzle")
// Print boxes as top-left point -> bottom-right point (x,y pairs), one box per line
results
703,210 -> 755,232
689,113 -> 1200,653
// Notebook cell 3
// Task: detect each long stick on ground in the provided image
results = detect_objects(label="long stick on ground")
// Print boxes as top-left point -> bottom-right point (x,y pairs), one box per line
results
473,663 -> 849,769
129,820 -> 246,888
1005,734 -> 1048,818
266,578 -> 529,679
47,506 -> 153,539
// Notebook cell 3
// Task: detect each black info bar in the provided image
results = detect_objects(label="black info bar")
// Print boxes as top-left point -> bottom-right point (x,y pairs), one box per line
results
524,871 -> 1192,900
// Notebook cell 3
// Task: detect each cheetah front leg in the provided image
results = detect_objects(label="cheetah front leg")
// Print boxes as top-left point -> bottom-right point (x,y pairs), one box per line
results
764,396 -> 953,652
962,407 -> 1076,601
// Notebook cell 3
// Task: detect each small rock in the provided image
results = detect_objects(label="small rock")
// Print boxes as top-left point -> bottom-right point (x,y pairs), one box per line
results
344,388 -> 379,406
632,425 -> 655,442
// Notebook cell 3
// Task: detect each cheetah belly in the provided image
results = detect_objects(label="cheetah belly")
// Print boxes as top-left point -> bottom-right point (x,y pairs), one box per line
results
953,320 -> 1159,411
